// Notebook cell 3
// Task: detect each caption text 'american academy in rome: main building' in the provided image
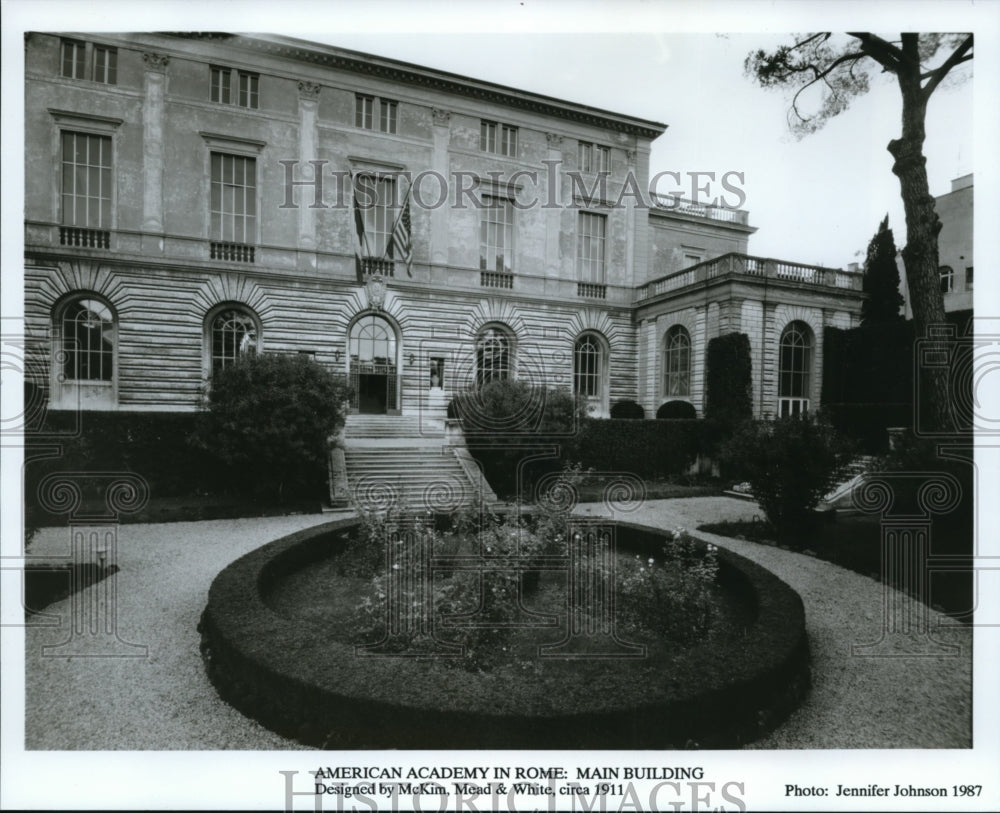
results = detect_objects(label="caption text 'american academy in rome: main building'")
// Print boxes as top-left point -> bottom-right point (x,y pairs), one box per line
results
24,32 -> 866,421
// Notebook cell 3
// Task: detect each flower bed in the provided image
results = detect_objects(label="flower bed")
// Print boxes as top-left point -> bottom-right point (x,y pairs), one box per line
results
199,516 -> 810,749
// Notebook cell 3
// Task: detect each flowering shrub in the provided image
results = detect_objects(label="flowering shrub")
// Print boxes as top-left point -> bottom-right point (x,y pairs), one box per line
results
351,507 -> 721,671
614,530 -> 720,644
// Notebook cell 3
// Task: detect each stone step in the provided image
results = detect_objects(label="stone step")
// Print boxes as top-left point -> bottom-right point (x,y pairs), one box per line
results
339,416 -> 497,512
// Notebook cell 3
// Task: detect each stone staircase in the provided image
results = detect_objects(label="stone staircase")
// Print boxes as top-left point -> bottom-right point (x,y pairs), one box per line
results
338,414 -> 497,512
820,455 -> 877,511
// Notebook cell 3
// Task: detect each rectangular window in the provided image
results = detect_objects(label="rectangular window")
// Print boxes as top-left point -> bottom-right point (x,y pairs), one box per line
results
92,45 -> 117,85
238,71 -> 259,109
61,131 -> 112,228
480,120 -> 517,157
940,266 -> 954,294
379,99 -> 397,134
966,266 -> 973,291
579,142 -> 610,173
62,39 -> 116,84
480,194 -> 514,273
577,212 -> 606,284
355,95 -> 397,133
684,253 -> 702,268
211,67 -> 258,108
355,95 -> 373,129
210,66 -> 231,104
210,153 -> 257,244
356,174 -> 396,256
61,39 -> 86,79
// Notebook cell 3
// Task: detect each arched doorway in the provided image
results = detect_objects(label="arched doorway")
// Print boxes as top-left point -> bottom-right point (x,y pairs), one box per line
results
349,313 -> 399,414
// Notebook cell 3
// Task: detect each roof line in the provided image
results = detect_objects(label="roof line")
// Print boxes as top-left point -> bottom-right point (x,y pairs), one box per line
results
208,33 -> 668,139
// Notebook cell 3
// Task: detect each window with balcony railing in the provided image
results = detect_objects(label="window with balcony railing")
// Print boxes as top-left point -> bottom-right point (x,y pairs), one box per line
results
210,152 -> 256,262
60,131 -> 112,247
480,194 -> 514,276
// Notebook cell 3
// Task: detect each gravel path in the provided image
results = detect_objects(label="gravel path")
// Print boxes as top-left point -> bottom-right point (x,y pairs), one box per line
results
23,499 -> 971,749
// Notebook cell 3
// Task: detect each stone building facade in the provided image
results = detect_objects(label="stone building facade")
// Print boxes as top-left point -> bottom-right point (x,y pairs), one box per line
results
24,32 -> 864,422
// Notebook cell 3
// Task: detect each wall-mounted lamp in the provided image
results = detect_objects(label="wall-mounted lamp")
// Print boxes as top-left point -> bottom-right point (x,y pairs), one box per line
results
408,353 -> 416,366
334,349 -> 342,363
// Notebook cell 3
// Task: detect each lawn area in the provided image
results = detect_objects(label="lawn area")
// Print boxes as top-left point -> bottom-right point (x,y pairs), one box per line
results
699,510 -> 974,620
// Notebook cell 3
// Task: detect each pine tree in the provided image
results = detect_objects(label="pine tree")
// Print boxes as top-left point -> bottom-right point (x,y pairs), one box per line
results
861,214 -> 904,324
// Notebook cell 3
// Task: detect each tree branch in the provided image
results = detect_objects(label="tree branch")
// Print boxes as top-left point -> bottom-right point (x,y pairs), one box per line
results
921,34 -> 974,100
847,33 -> 907,73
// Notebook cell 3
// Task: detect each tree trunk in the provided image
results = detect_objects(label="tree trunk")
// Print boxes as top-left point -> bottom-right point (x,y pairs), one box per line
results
888,37 -> 952,433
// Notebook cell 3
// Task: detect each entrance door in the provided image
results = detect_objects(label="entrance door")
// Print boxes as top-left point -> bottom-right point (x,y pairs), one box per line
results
349,314 -> 399,414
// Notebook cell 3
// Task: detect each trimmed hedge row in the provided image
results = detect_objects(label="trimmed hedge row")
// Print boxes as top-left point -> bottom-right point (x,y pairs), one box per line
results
464,417 -> 718,498
198,518 -> 810,749
25,411 -> 223,500
571,418 -> 711,478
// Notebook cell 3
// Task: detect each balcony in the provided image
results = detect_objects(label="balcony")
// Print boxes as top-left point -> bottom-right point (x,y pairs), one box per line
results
481,270 -> 514,289
360,257 -> 395,277
210,242 -> 255,263
60,226 -> 110,249
651,195 -> 750,226
577,282 -> 607,299
636,252 -> 862,301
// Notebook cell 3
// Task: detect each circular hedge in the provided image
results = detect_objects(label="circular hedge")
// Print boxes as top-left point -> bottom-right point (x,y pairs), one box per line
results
198,518 -> 809,749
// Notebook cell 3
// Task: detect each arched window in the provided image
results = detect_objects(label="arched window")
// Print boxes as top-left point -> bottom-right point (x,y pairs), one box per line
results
476,326 -> 512,386
663,325 -> 691,397
350,314 -> 397,366
62,297 -> 115,381
573,334 -> 602,398
778,321 -> 813,417
210,307 -> 259,375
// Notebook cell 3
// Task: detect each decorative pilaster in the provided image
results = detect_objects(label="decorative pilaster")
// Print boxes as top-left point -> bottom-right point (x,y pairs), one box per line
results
430,108 -> 451,264
141,53 -> 169,232
296,82 -> 321,250
544,133 -> 564,278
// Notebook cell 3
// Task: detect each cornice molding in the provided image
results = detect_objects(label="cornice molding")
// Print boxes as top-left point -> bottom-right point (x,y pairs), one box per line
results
231,36 -> 666,140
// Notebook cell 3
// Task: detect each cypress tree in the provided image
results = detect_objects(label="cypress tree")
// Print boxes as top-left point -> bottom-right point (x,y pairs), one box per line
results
861,214 -> 905,324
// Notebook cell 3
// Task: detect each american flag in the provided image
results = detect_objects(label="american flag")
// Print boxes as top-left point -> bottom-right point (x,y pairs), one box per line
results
390,183 -> 413,276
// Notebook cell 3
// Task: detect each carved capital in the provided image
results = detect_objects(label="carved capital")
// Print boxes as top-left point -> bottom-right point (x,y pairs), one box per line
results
142,52 -> 170,72
431,107 -> 450,126
298,81 -> 322,100
545,132 -> 563,147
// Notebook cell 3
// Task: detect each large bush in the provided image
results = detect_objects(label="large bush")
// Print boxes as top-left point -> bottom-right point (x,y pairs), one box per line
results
452,379 -> 583,498
720,415 -> 853,543
704,333 -> 753,428
193,353 -> 351,500
609,399 -> 645,419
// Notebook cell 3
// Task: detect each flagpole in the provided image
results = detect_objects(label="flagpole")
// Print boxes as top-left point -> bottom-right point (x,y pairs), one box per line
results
385,176 -> 412,260
351,171 -> 374,258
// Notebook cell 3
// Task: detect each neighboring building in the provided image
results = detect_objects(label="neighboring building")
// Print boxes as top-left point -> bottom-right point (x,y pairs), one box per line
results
899,173 -> 974,319
24,32 -> 864,422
